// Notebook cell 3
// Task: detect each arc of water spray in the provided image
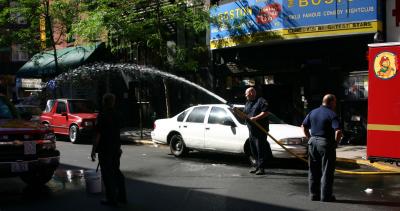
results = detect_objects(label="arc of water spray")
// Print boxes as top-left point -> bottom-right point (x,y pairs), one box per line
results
54,63 -> 228,104
125,64 -> 228,104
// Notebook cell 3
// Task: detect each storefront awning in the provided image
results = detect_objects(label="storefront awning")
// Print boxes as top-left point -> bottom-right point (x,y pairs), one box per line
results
16,43 -> 101,78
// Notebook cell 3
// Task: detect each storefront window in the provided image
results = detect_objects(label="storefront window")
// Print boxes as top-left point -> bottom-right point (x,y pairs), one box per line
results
344,72 -> 368,100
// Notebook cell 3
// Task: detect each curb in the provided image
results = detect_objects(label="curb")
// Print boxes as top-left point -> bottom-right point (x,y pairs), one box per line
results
127,138 -> 400,174
129,139 -> 154,145
337,157 -> 400,173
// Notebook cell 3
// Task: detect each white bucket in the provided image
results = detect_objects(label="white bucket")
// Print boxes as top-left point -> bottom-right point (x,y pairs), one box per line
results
84,170 -> 102,194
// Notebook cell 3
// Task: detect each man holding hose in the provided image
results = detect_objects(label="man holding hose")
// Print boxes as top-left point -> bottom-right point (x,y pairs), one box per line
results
243,87 -> 272,175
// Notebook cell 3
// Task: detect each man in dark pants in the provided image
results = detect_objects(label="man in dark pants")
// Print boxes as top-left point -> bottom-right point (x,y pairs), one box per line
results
243,87 -> 272,175
91,93 -> 127,206
302,94 -> 342,202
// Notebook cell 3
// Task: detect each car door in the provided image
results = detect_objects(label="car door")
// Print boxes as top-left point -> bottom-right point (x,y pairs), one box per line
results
180,106 -> 209,149
52,101 -> 69,134
204,106 -> 246,153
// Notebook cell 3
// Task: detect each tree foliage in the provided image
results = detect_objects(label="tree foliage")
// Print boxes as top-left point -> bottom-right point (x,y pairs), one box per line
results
0,0 -> 80,55
71,0 -> 210,72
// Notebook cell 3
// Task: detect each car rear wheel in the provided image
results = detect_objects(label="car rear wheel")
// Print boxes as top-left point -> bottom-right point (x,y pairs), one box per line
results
20,169 -> 55,186
69,125 -> 80,144
170,134 -> 188,157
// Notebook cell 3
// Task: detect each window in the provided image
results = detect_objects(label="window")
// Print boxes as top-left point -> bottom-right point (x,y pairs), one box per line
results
177,109 -> 189,122
208,107 -> 233,125
68,100 -> 95,113
11,44 -> 29,62
268,113 -> 285,124
56,102 -> 67,114
228,108 -> 246,125
0,98 -> 16,119
10,1 -> 27,25
186,106 -> 208,123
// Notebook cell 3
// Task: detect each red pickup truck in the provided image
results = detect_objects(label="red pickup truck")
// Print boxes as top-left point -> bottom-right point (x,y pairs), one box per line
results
0,95 -> 59,185
40,99 -> 97,143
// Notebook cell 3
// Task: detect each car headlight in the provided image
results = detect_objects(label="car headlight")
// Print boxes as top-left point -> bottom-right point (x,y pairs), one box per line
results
43,132 -> 56,140
42,133 -> 56,150
278,138 -> 303,145
42,140 -> 56,150
83,121 -> 94,127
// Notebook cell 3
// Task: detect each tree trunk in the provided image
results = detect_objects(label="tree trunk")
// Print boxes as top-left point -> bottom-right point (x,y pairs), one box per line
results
44,0 -> 59,75
163,78 -> 171,118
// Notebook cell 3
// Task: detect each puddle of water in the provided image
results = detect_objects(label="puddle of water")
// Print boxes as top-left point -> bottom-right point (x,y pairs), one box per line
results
51,169 -> 89,192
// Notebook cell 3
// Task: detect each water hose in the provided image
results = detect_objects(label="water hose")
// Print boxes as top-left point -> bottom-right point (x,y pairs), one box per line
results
229,105 -> 400,175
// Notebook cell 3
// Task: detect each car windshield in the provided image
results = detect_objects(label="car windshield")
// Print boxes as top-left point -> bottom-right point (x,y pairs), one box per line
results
68,100 -> 95,113
0,97 -> 18,119
44,100 -> 55,112
228,107 -> 285,124
268,113 -> 285,124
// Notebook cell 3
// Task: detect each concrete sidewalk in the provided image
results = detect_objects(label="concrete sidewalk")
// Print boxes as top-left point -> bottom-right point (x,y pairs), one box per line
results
336,145 -> 400,172
337,145 -> 367,160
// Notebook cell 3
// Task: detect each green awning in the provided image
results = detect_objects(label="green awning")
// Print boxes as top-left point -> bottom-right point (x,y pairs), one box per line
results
17,43 -> 101,78
0,47 -> 10,52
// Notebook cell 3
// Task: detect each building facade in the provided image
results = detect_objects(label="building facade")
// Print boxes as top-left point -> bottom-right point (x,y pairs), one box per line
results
209,0 -> 393,144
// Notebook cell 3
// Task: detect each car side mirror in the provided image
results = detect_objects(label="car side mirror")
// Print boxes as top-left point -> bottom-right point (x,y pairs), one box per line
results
61,112 -> 68,116
223,119 -> 236,127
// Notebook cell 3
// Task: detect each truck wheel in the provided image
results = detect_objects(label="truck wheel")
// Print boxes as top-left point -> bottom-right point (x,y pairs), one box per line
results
170,134 -> 188,157
69,125 -> 80,144
20,169 -> 55,186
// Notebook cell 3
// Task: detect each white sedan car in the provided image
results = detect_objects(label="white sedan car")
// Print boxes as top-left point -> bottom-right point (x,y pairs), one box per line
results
151,104 -> 307,162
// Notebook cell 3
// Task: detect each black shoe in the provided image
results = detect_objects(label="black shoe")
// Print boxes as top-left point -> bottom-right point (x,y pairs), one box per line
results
322,195 -> 336,202
100,199 -> 118,206
255,168 -> 265,175
249,168 -> 259,174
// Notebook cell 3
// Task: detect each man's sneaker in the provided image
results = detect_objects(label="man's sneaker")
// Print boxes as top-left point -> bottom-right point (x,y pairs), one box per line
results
321,195 -> 336,202
249,168 -> 259,174
255,168 -> 265,175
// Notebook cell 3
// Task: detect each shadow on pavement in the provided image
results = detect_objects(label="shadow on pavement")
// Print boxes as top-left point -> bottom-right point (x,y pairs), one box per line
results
0,163 -> 304,211
336,199 -> 400,207
175,151 -> 308,170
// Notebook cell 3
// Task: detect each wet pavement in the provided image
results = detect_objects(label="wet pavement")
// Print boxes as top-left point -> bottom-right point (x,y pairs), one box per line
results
0,142 -> 399,211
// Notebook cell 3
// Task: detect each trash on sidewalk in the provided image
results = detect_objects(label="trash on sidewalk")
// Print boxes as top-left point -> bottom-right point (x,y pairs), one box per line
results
364,188 -> 373,194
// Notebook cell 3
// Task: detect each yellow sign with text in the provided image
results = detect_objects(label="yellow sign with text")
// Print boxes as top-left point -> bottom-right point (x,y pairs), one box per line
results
210,21 -> 381,49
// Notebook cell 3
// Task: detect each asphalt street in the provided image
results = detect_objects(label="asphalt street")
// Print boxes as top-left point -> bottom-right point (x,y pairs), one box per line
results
0,140 -> 399,211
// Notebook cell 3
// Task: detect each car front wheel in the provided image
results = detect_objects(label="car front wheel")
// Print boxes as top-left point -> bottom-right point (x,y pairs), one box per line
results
69,125 -> 80,144
170,134 -> 188,157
